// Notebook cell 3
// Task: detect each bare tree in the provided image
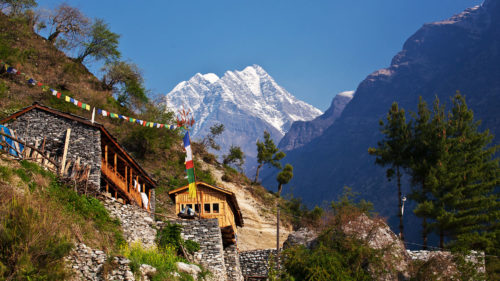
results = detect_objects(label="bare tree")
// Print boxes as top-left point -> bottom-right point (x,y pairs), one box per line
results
0,0 -> 37,16
46,3 -> 89,44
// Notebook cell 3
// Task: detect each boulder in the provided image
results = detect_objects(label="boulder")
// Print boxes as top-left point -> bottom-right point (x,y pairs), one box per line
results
176,261 -> 201,279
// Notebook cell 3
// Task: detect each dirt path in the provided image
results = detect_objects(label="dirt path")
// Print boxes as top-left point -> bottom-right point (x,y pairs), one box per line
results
205,164 -> 291,251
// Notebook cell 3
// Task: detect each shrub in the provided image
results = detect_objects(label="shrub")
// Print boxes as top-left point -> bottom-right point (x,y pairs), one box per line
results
156,223 -> 200,255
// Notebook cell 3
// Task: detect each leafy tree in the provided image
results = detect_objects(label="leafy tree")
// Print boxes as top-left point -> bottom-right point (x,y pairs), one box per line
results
76,18 -> 120,63
45,3 -> 89,45
368,102 -> 411,241
223,145 -> 245,171
101,60 -> 148,108
201,123 -> 224,151
254,131 -> 285,183
276,163 -> 293,269
0,0 -> 37,16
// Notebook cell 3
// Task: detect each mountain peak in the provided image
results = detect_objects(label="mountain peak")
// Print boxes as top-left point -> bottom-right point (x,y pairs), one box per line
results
166,65 -> 322,164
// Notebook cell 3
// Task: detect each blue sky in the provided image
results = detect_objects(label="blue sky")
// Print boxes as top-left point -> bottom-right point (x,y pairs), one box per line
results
36,0 -> 483,111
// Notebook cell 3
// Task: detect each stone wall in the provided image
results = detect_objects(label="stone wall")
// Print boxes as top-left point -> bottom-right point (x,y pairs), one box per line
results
408,250 -> 486,273
103,197 -> 157,248
167,219 -> 227,281
239,249 -> 276,279
224,244 -> 244,281
6,108 -> 101,187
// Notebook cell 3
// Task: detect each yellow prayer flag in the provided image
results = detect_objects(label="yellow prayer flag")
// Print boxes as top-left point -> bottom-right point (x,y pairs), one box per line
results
65,96 -> 70,102
188,182 -> 197,199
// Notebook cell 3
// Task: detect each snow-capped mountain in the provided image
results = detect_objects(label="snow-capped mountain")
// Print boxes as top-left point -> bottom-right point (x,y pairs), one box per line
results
165,65 -> 322,168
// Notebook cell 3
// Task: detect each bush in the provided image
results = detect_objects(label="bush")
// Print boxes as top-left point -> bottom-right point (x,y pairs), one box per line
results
156,223 -> 200,255
283,229 -> 384,281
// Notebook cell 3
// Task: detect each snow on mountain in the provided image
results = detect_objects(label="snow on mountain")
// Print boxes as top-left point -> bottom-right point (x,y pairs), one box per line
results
165,65 -> 322,167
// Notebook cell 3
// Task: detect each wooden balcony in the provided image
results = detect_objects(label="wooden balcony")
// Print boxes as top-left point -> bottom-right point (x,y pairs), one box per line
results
101,159 -> 144,208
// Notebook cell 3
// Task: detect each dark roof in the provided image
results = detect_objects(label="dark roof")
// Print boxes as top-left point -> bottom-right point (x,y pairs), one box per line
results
0,103 -> 157,187
168,181 -> 244,227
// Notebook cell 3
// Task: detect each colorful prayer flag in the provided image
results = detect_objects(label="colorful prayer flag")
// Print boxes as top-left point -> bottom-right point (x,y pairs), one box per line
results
65,96 -> 71,102
183,131 -> 196,199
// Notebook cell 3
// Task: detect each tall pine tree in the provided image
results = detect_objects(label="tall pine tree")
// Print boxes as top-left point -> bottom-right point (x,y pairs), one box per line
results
369,102 -> 411,241
435,94 -> 499,254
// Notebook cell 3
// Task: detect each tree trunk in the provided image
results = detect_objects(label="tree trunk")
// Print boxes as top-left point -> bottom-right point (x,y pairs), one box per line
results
254,163 -> 263,183
397,166 -> 404,241
422,217 -> 428,250
440,229 -> 444,249
48,30 -> 61,42
276,183 -> 282,271
422,180 -> 427,249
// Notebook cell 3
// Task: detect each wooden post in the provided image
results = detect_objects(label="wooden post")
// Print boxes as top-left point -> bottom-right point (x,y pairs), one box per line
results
41,136 -> 46,152
148,188 -> 151,211
125,166 -> 128,192
10,130 -> 21,157
106,183 -> 109,193
60,129 -> 71,176
104,145 -> 108,165
114,153 -> 117,174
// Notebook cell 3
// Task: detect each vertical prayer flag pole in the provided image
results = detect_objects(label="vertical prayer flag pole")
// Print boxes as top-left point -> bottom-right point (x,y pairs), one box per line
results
183,131 -> 197,199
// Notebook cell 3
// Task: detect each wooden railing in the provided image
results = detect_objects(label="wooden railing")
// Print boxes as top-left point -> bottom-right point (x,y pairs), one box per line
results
101,159 -> 143,207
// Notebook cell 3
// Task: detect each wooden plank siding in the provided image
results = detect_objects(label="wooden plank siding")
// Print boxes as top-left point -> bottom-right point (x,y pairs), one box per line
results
173,185 -> 239,236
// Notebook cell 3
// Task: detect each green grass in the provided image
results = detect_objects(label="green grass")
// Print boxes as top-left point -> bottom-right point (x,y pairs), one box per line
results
121,242 -> 180,281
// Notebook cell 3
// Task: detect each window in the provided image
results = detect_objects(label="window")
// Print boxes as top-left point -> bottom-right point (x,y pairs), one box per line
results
212,203 -> 219,213
195,204 -> 200,213
181,204 -> 185,211
204,203 -> 211,213
186,204 -> 193,210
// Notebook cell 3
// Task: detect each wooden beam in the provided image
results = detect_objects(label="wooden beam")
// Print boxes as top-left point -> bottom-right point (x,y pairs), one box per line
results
60,128 -> 71,176
125,166 -> 128,192
105,145 -> 108,164
114,153 -> 117,175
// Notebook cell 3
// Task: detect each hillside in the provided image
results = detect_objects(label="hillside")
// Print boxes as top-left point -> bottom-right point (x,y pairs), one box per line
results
0,8 -> 292,251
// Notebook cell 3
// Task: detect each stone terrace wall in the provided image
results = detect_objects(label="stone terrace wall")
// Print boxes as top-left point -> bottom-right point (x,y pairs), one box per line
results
224,244 -> 244,281
7,108 -> 101,186
167,219 -> 227,281
103,198 -> 157,248
239,249 -> 276,279
66,243 -> 135,281
408,250 -> 486,273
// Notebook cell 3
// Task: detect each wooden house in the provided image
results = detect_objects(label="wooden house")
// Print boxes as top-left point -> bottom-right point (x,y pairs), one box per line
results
0,103 -> 157,212
169,181 -> 244,245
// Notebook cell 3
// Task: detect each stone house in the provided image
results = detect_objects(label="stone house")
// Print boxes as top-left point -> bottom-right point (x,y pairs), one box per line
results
0,103 -> 157,212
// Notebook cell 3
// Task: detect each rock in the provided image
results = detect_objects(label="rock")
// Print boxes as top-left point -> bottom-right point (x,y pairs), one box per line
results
282,227 -> 318,249
176,261 -> 201,279
341,213 -> 410,280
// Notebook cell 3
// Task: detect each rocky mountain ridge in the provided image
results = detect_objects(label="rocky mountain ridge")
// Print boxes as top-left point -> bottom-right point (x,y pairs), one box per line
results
263,0 -> 500,243
278,90 -> 354,151
165,65 -> 322,169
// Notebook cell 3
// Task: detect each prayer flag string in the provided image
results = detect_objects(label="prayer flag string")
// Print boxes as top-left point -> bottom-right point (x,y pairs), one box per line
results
0,60 -> 180,130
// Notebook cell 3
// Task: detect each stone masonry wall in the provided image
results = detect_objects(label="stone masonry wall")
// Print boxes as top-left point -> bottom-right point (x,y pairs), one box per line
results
6,108 -> 101,187
239,249 -> 276,279
407,250 -> 486,273
168,219 -> 227,281
103,198 -> 157,248
224,244 -> 244,281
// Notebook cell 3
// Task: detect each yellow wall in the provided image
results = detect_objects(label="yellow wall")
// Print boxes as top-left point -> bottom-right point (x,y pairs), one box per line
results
174,186 -> 237,234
